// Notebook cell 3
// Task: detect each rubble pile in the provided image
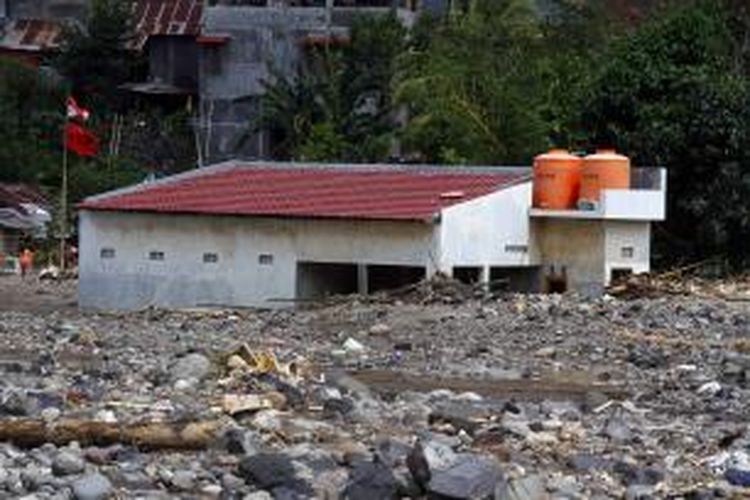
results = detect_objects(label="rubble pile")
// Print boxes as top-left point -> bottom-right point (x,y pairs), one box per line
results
0,283 -> 748,498
608,270 -> 750,301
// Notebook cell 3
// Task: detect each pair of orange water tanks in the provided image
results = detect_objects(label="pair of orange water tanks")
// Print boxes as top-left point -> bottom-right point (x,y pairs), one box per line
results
532,149 -> 631,210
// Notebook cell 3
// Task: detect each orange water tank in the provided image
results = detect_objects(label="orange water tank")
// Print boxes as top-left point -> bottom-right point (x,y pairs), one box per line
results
579,149 -> 631,205
532,149 -> 583,209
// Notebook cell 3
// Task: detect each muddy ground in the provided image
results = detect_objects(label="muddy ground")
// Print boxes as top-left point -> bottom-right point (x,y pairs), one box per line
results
0,275 -> 76,314
0,275 -> 748,499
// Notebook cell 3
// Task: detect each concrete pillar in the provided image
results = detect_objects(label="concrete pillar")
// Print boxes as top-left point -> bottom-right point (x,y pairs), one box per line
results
480,266 -> 491,284
357,264 -> 369,295
480,265 -> 491,294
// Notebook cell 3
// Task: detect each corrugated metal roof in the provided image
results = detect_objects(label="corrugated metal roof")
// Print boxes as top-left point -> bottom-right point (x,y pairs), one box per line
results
79,163 -> 530,222
0,183 -> 49,209
0,19 -> 64,51
133,0 -> 203,49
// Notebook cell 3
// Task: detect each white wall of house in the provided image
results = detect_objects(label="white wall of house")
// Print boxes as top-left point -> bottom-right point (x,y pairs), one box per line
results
79,211 -> 436,310
438,182 -> 535,272
604,221 -> 651,284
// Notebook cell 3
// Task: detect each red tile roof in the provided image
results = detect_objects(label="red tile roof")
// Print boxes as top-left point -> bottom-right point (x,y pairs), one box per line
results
79,163 -> 530,222
132,0 -> 203,49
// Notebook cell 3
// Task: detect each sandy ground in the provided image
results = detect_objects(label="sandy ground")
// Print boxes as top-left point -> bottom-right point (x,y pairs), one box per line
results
0,274 -> 77,313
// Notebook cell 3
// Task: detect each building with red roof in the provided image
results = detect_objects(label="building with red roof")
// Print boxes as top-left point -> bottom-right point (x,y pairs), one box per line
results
77,161 -> 666,310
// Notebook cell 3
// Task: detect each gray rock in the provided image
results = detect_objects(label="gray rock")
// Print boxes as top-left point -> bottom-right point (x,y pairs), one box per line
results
627,346 -> 667,369
613,461 -> 664,487
238,453 -> 313,496
369,323 -> 392,336
323,397 -> 355,419
1,391 -> 37,416
169,353 -> 211,383
375,438 -> 412,468
427,454 -> 505,500
20,465 -> 54,491
71,473 -> 112,500
343,461 -> 398,500
603,414 -> 632,442
221,427 -> 263,456
242,492 -> 273,500
170,469 -> 195,491
625,485 -> 655,500
499,475 -> 546,500
221,472 -> 246,492
407,438 -> 458,486
567,453 -> 612,472
115,470 -> 153,490
52,451 -> 85,477
327,372 -> 373,400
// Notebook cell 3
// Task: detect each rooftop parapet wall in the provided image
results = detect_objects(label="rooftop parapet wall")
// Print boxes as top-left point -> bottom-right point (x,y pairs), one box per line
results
530,168 -> 666,222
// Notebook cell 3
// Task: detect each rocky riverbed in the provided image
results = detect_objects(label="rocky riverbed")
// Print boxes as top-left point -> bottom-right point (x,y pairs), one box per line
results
0,278 -> 748,499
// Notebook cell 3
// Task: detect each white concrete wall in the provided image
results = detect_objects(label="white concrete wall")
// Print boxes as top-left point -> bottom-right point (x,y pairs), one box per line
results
604,221 -> 651,284
79,211 -> 436,310
438,182 -> 535,272
601,189 -> 665,221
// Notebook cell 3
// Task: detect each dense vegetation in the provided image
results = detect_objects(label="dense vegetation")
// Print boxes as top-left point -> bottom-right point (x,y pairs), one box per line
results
2,0 -> 750,266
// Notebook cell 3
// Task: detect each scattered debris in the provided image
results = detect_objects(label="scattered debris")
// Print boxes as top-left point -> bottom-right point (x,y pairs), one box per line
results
0,276 -> 748,497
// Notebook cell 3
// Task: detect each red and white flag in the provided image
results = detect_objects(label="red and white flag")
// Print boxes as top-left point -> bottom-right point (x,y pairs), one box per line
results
66,96 -> 90,122
65,122 -> 99,157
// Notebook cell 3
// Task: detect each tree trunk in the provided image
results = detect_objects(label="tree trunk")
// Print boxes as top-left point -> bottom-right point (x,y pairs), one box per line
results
0,418 -> 228,450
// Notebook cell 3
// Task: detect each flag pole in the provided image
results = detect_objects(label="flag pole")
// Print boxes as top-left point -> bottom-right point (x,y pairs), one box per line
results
60,102 -> 68,272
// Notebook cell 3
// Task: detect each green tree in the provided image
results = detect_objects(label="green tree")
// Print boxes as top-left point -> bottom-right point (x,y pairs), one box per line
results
396,0 -> 546,164
0,58 -> 65,186
257,13 -> 406,162
53,0 -> 140,112
578,1 -> 750,264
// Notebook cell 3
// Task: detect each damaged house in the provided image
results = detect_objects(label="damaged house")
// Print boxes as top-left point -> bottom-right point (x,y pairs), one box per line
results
77,158 -> 666,310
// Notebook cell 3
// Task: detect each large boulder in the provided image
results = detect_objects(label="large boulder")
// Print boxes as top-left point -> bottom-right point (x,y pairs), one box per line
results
343,461 -> 398,500
238,453 -> 314,496
71,473 -> 113,500
427,454 -> 505,500
406,437 -> 458,487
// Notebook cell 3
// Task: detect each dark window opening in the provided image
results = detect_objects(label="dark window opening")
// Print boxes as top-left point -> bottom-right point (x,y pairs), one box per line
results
203,252 -> 219,263
453,266 -> 482,285
100,248 -> 115,259
621,246 -> 634,259
149,251 -> 165,261
367,265 -> 426,294
504,244 -> 529,254
259,254 -> 274,266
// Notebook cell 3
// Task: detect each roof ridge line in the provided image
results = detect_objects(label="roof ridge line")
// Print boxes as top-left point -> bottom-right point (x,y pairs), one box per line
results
233,161 -> 531,176
80,160 -> 239,204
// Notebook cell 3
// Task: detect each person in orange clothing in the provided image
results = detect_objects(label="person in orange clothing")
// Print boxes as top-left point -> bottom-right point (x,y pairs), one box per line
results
19,248 -> 34,278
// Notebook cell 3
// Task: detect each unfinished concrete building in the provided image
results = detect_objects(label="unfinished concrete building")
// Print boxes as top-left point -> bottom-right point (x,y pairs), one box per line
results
197,1 -> 422,164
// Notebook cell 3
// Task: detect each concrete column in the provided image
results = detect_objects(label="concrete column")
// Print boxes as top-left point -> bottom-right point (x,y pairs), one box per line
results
480,266 -> 491,284
357,264 -> 369,295
480,265 -> 491,294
